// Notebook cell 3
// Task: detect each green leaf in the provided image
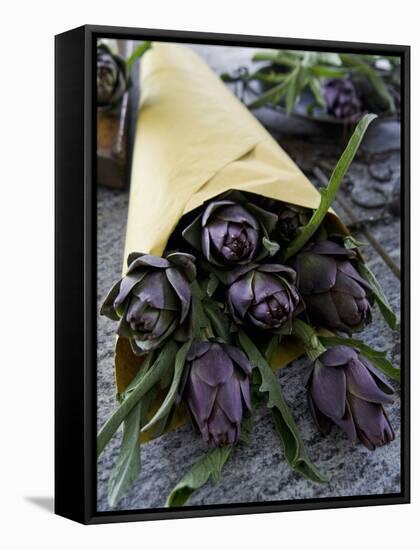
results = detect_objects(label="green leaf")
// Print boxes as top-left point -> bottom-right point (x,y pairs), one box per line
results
285,68 -> 299,113
343,235 -> 366,250
319,335 -> 400,382
126,41 -> 151,73
364,69 -> 396,112
247,52 -> 343,112
206,272 -> 220,297
107,401 -> 142,508
141,341 -> 191,433
108,387 -> 159,507
166,446 -> 232,507
254,71 -> 288,84
283,113 -> 377,260
238,331 -> 327,483
97,340 -> 178,457
356,261 -> 398,330
191,280 -> 213,339
203,299 -> 231,343
316,52 -> 342,66
309,65 -> 349,78
247,79 -> 290,109
222,68 -> 288,85
306,100 -> 317,116
300,51 -> 315,68
340,53 -> 396,112
252,50 -> 300,67
262,236 -> 281,256
264,335 -> 281,364
292,318 -> 326,362
120,352 -> 154,399
308,78 -> 326,107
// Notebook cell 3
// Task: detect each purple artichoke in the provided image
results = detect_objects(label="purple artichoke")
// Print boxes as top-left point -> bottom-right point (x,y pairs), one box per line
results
275,203 -> 311,243
97,43 -> 128,110
182,199 -> 278,271
307,345 -> 395,450
101,252 -> 195,354
323,78 -> 362,120
181,342 -> 252,446
227,264 -> 301,332
295,240 -> 373,333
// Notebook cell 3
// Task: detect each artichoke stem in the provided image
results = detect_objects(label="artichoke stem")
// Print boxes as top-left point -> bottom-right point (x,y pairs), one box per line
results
191,280 -> 214,341
292,319 -> 326,362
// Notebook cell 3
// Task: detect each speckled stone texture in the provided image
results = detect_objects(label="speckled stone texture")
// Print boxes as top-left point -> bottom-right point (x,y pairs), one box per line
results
96,44 -> 402,512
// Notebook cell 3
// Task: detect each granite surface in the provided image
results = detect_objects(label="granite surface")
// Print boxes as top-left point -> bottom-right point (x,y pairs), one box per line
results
96,44 -> 402,512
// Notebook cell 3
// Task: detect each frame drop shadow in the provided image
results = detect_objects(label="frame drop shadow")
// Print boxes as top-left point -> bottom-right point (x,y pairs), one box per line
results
25,496 -> 54,514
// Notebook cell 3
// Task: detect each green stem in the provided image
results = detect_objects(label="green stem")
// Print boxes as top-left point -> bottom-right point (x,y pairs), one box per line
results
191,280 -> 214,340
292,319 -> 325,362
283,113 -> 377,261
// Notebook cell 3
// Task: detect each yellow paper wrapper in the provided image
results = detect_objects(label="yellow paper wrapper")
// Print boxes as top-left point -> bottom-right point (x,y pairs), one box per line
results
114,42 -> 347,442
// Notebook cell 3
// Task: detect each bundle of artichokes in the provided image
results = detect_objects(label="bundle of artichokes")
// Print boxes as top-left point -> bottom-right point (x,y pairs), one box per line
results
98,114 -> 399,508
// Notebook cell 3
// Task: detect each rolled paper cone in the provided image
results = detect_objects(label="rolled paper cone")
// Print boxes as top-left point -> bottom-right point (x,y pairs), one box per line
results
114,42 -> 347,442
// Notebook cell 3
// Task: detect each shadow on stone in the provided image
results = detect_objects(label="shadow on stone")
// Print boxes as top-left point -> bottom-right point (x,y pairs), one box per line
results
25,496 -> 54,514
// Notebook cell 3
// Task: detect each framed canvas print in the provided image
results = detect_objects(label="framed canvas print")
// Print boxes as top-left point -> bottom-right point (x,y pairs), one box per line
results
55,25 -> 410,524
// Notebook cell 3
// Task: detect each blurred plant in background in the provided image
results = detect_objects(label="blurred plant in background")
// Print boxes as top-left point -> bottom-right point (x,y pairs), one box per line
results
96,40 -> 151,111
222,50 -> 400,123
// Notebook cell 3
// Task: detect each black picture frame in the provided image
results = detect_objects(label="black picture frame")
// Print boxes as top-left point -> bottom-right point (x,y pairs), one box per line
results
55,24 -> 410,525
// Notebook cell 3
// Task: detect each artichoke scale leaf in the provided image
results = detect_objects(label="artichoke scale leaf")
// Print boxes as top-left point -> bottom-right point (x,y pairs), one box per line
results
181,213 -> 203,250
166,252 -> 197,282
165,267 -> 191,323
246,202 -> 278,235
262,236 -> 281,257
355,261 -> 397,330
100,279 -> 122,320
319,335 -> 400,382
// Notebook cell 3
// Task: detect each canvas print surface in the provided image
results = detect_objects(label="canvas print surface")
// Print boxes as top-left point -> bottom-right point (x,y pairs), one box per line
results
96,38 -> 402,512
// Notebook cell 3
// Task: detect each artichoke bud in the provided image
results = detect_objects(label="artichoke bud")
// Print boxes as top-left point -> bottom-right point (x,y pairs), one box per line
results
182,197 -> 278,282
322,78 -> 363,120
307,345 -> 395,450
227,264 -> 302,333
295,240 -> 373,334
100,252 -> 196,354
181,342 -> 252,446
97,43 -> 128,110
275,203 -> 311,243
